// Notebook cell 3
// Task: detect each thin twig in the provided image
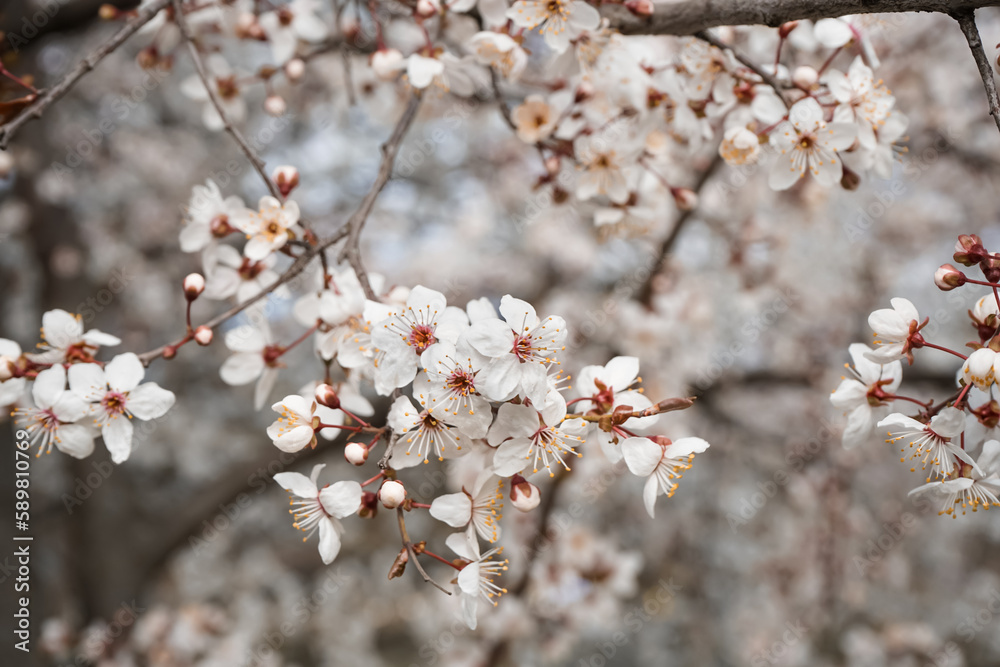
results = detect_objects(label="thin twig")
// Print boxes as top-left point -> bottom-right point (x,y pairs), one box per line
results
696,30 -> 789,108
0,0 -> 172,149
337,93 -> 422,299
396,508 -> 452,595
637,153 -> 724,308
137,94 -> 422,364
172,0 -> 283,200
951,9 -> 1000,136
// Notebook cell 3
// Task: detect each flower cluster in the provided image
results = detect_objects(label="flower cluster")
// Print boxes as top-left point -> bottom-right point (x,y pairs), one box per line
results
127,2 -> 909,243
258,280 -> 709,627
832,235 -> 1000,517
4,311 -> 175,463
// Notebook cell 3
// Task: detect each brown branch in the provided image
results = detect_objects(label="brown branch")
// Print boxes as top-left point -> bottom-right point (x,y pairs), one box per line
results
337,93 -> 422,299
172,0 -> 283,200
0,0 -> 172,149
137,94 -> 422,364
396,508 -> 452,595
637,153 -> 724,308
604,0 -> 1000,37
951,9 -> 1000,136
696,30 -> 789,108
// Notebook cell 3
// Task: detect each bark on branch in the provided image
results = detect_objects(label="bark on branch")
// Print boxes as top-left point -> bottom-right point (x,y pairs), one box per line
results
604,0 -> 1000,37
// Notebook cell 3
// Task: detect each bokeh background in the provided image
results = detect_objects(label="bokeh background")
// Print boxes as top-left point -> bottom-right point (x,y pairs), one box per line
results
3,1 -> 1000,666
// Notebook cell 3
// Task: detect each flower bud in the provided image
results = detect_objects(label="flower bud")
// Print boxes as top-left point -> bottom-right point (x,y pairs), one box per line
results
416,0 -> 439,18
210,214 -> 233,237
272,165 -> 300,197
359,491 -> 379,518
778,21 -> 799,39
379,480 -> 406,509
371,49 -> 404,81
671,187 -> 698,211
183,273 -> 205,300
264,95 -> 287,117
137,46 -> 159,70
344,442 -> 369,465
840,165 -> 860,191
315,383 -> 341,409
954,234 -> 986,266
235,13 -> 265,40
285,58 -> 306,81
792,65 -> 818,89
99,4 -> 118,19
194,326 -> 213,346
934,264 -> 966,291
624,0 -> 654,17
544,156 -> 561,176
509,474 -> 540,512
963,347 -> 997,390
0,356 -> 14,382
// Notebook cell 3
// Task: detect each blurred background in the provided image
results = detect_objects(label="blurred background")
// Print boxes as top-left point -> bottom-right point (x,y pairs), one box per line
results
3,1 -> 1000,665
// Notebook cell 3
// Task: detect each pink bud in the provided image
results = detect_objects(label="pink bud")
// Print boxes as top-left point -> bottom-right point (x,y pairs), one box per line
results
272,165 -> 299,197
792,65 -> 818,89
955,234 -> 986,266
344,442 -> 368,465
194,326 -> 213,346
371,48 -> 404,81
379,480 -> 406,509
415,0 -> 438,18
778,21 -> 799,39
183,273 -> 205,300
284,58 -> 306,81
672,188 -> 698,211
624,0 -> 653,16
264,95 -> 286,117
315,383 -> 341,409
934,264 -> 966,291
510,474 -> 541,512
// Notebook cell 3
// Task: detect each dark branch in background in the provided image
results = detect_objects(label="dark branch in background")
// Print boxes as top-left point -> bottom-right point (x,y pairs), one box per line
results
951,9 -> 1000,136
696,30 -> 789,108
0,0 -> 170,149
336,93 -> 422,299
172,0 -> 283,200
637,154 -> 724,308
604,0 -> 1000,36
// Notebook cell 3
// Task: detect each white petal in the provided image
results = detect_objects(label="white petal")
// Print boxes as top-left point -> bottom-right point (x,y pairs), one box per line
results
68,363 -> 108,402
126,383 -> 175,420
318,518 -> 343,564
273,471 -> 317,498
102,417 -> 134,464
621,437 -> 662,477
55,424 -> 95,459
220,353 -> 265,386
430,493 -> 473,527
642,475 -> 659,519
319,480 -> 363,518
32,364 -> 66,409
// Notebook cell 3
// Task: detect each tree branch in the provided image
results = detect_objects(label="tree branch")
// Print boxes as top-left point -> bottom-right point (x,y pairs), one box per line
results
951,9 -> 1000,136
337,93 -> 422,299
637,153 -> 723,308
137,95 -> 421,364
396,508 -> 452,595
696,30 -> 789,108
172,0 -> 283,200
0,0 -> 171,149
604,0 -> 1000,36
